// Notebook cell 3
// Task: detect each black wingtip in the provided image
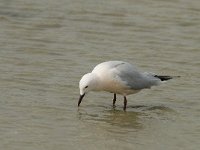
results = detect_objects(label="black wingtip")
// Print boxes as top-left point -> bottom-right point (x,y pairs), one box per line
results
154,75 -> 180,81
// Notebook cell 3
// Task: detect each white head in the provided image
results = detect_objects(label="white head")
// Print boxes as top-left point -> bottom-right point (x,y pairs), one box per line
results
78,73 -> 99,106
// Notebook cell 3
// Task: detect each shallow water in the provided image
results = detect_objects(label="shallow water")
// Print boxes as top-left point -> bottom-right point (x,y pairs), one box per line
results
0,0 -> 200,150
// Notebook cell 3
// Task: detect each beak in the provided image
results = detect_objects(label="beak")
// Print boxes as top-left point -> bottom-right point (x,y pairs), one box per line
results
78,93 -> 85,106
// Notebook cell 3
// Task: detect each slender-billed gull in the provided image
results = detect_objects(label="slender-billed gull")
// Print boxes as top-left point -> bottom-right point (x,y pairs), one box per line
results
78,61 -> 177,111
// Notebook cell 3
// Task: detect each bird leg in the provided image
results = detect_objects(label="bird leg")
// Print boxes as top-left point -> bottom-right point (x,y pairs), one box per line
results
123,96 -> 127,111
112,93 -> 116,107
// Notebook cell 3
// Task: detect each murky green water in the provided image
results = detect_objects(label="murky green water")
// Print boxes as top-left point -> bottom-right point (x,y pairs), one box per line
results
0,0 -> 200,150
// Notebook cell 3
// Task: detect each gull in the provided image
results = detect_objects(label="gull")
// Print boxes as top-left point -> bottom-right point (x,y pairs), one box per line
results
78,61 -> 177,111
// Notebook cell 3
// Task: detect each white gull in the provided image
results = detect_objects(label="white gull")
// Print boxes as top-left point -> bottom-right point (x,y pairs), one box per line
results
78,61 -> 176,111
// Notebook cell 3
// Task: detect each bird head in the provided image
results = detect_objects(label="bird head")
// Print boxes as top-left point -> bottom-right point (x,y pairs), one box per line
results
78,73 -> 98,106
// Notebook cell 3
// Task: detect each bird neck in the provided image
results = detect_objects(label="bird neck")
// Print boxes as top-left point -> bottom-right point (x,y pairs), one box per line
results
90,73 -> 102,91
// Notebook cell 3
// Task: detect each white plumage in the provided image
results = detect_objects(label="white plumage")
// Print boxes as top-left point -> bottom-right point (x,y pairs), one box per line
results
78,61 -> 173,111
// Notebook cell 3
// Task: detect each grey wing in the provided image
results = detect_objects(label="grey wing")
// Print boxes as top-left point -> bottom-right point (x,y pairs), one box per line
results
113,63 -> 160,90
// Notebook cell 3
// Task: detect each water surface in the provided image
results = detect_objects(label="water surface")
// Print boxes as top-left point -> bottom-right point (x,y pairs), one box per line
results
0,0 -> 200,150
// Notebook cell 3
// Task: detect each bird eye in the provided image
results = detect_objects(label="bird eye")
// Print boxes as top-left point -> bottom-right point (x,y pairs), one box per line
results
85,86 -> 88,88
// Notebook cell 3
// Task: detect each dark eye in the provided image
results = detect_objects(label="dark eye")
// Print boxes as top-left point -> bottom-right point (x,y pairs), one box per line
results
85,86 -> 88,89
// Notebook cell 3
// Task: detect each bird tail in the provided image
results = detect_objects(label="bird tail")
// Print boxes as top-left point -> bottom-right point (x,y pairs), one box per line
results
154,75 -> 180,81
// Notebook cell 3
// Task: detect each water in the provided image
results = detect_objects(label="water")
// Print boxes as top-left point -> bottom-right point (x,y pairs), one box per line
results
0,0 -> 200,149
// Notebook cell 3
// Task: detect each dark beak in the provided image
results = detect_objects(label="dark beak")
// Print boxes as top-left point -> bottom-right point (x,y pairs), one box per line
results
78,94 -> 85,106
